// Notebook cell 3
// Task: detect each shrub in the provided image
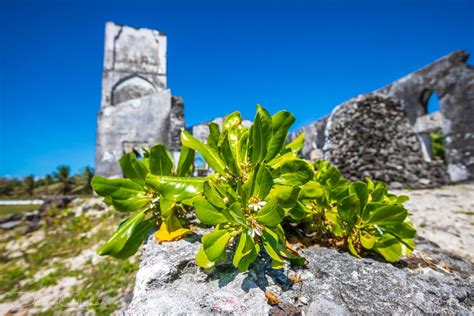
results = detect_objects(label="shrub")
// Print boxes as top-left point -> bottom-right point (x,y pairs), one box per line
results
92,105 -> 416,268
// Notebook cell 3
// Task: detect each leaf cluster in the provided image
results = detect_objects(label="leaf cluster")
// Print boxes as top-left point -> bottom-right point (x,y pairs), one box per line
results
92,105 -> 416,268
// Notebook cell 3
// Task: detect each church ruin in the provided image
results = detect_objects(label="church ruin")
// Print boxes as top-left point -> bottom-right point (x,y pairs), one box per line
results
95,22 -> 473,187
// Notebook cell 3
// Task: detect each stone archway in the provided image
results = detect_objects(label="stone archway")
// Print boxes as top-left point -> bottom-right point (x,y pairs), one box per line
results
111,75 -> 156,105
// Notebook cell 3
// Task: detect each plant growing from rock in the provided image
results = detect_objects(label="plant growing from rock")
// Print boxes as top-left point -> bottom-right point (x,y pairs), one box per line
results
92,144 -> 204,258
92,105 -> 416,268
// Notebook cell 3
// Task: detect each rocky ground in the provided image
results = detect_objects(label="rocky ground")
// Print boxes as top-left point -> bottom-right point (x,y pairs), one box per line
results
0,198 -> 138,315
0,183 -> 473,315
394,182 -> 474,262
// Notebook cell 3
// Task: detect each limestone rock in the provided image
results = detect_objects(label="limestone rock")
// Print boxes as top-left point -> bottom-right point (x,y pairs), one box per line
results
127,235 -> 473,315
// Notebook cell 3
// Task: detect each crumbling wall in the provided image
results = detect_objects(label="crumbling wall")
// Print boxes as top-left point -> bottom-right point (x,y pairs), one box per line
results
377,51 -> 474,182
290,51 -> 473,185
95,22 -> 184,177
323,94 -> 448,188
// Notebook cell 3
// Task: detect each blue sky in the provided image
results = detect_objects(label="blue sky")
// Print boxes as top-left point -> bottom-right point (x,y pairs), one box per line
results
0,0 -> 473,178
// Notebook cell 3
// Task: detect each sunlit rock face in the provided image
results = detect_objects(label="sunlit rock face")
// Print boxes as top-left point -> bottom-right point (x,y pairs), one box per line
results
126,234 -> 473,315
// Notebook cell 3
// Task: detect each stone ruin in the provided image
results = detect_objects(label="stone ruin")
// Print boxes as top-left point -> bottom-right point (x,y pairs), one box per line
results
289,51 -> 474,188
95,22 -> 184,177
95,22 -> 473,188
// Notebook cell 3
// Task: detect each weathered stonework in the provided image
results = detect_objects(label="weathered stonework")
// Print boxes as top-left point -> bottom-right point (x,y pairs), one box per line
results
323,93 -> 448,188
95,22 -> 184,177
290,51 -> 474,185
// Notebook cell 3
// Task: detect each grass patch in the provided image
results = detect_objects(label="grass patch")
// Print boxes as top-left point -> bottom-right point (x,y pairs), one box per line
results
0,204 -> 134,313
0,204 -> 39,218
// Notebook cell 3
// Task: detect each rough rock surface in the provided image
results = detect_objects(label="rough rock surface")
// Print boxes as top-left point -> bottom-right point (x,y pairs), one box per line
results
324,93 -> 448,189
127,232 -> 473,315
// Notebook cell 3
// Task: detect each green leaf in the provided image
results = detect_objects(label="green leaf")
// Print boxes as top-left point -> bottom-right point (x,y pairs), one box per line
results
367,205 -> 408,225
285,133 -> 304,153
207,123 -> 221,151
253,164 -> 273,200
337,193 -> 359,223
273,159 -> 313,186
196,246 -> 215,269
267,185 -> 301,209
203,181 -> 226,208
145,175 -> 204,202
250,105 -> 272,166
119,153 -> 149,185
160,197 -> 176,218
193,196 -> 227,225
226,202 -> 247,226
300,181 -> 323,199
220,133 -> 240,176
288,201 -> 310,221
261,228 -> 285,269
265,111 -> 295,161
348,237 -> 362,258
267,151 -> 298,169
202,228 -> 232,261
181,130 -> 227,175
97,209 -> 155,259
112,197 -> 149,213
373,233 -> 403,262
92,176 -> 144,200
176,146 -> 195,177
359,231 -> 376,249
149,144 -> 174,176
256,199 -> 284,227
350,181 -> 369,212
233,232 -> 259,271
384,222 -> 417,239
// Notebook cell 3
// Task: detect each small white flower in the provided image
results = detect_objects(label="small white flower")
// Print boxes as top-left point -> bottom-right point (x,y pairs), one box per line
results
248,200 -> 267,211
223,197 -> 229,204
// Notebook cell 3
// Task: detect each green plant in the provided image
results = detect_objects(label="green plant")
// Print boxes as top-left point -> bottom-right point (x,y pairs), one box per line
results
92,105 -> 417,269
91,144 -> 204,258
291,160 -> 415,262
183,107 -> 311,270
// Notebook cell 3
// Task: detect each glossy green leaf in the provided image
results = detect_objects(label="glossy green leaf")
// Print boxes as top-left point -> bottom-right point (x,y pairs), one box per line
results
119,153 -> 148,185
92,176 -> 144,200
337,193 -> 359,223
373,233 -> 403,262
112,197 -> 149,213
256,199 -> 284,227
367,205 -> 408,225
176,146 -> 195,177
181,130 -> 227,175
220,133 -> 240,176
261,228 -> 285,269
202,228 -> 232,261
359,231 -> 376,249
350,181 -> 368,212
267,151 -> 298,169
194,196 -> 227,225
267,185 -> 301,209
207,122 -> 221,151
97,209 -> 155,259
196,246 -> 215,269
145,175 -> 204,202
300,181 -> 323,199
203,181 -> 226,208
273,159 -> 313,185
285,133 -> 304,153
149,144 -> 174,176
253,164 -> 273,199
233,232 -> 259,271
160,197 -> 176,218
265,111 -> 295,161
249,105 -> 272,166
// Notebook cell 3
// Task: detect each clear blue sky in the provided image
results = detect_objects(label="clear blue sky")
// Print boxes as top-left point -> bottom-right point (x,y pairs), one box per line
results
1,0 -> 473,178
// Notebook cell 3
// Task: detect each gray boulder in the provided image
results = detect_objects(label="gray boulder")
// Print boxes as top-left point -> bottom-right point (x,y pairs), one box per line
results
127,234 -> 473,315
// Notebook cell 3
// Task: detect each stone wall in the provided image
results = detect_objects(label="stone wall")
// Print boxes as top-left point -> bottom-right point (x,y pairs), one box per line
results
323,94 -> 448,188
290,51 -> 473,186
95,22 -> 184,177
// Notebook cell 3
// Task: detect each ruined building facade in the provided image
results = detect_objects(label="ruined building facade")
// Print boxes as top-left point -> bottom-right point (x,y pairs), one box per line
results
288,51 -> 473,187
96,22 -> 473,187
95,22 -> 184,177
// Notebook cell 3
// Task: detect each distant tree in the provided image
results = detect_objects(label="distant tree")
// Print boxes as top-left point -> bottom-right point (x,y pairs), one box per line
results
23,175 -> 35,197
55,165 -> 73,195
73,166 -> 95,195
0,177 -> 19,196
